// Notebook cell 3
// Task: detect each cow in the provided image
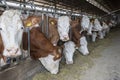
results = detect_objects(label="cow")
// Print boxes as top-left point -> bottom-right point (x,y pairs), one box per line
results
63,17 -> 89,64
70,18 -> 89,55
23,16 -> 62,74
0,10 -> 24,57
88,18 -> 103,42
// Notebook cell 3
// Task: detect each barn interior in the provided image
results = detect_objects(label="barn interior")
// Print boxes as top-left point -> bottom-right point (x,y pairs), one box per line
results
0,0 -> 120,80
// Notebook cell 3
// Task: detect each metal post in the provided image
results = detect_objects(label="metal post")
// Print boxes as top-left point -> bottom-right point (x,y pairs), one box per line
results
41,13 -> 44,33
46,10 -> 49,37
2,0 -> 9,10
27,28 -> 30,57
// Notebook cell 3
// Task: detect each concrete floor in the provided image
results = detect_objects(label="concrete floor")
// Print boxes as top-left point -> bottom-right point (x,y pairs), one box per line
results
80,29 -> 120,80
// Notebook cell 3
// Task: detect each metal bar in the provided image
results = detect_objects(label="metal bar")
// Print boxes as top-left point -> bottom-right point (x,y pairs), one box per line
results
46,14 -> 49,37
41,13 -> 44,33
2,0 -> 9,9
101,8 -> 120,18
27,28 -> 30,57
0,0 -> 80,16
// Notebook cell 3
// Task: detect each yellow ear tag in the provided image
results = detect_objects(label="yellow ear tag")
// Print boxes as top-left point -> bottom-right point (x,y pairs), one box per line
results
51,21 -> 54,25
26,22 -> 32,27
56,54 -> 59,58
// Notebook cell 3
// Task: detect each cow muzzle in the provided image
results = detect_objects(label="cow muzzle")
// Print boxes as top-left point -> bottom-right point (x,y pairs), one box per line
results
66,61 -> 73,64
4,47 -> 21,57
62,35 -> 69,41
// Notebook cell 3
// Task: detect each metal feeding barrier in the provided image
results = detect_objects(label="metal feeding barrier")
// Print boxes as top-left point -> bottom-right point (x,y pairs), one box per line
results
0,0 -> 80,16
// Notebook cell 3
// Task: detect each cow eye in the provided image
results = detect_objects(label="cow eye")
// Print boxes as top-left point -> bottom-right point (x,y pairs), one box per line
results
0,28 -> 2,30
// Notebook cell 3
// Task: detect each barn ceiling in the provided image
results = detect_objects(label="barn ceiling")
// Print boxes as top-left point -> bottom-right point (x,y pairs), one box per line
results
96,0 -> 120,11
0,0 -> 120,16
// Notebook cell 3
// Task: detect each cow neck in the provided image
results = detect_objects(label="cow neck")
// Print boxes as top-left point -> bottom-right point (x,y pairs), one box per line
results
30,27 -> 55,51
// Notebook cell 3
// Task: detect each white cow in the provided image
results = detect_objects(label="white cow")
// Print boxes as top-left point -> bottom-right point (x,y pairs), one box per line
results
0,10 -> 24,57
63,41 -> 76,64
58,16 -> 70,41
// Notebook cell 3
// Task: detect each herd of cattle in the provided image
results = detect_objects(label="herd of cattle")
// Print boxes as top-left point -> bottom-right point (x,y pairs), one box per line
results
0,10 -> 117,74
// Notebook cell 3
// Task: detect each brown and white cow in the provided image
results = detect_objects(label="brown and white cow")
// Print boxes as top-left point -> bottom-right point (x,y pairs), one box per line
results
23,16 -> 62,74
0,10 -> 24,57
70,18 -> 89,55
88,18 -> 103,42
63,17 -> 89,64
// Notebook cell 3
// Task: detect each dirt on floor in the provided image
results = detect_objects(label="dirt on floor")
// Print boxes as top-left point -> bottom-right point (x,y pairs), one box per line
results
33,28 -> 120,80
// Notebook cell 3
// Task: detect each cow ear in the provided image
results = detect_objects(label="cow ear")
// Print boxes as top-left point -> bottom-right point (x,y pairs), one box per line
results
53,47 -> 62,61
53,53 -> 62,61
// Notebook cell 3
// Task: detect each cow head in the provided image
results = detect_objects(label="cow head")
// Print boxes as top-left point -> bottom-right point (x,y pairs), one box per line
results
63,41 -> 76,64
39,47 -> 62,74
81,15 -> 90,32
0,10 -> 24,57
78,36 -> 89,55
93,19 -> 102,31
58,16 -> 70,41
23,15 -> 41,28
87,18 -> 95,35
39,54 -> 61,74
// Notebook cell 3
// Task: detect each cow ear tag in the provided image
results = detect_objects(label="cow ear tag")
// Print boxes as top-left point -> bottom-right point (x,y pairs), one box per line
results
50,21 -> 54,25
56,54 -> 60,58
26,22 -> 32,27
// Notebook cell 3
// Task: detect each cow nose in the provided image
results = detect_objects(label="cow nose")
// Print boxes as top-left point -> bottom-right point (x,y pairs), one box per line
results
63,35 -> 69,41
7,48 -> 19,54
